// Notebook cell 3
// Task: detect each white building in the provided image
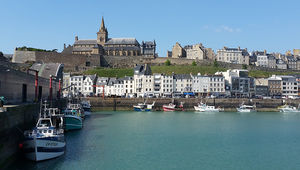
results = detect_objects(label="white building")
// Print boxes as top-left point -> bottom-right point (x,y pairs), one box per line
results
161,74 -> 173,97
95,77 -> 109,96
173,74 -> 192,93
217,46 -> 249,65
70,75 -> 84,95
113,79 -> 124,97
142,75 -> 154,96
123,76 -> 134,97
216,69 -> 254,97
256,55 -> 268,67
279,75 -> 298,97
82,74 -> 97,96
133,64 -> 152,97
192,73 -> 225,96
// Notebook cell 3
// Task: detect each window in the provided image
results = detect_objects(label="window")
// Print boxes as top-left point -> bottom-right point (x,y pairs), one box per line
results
86,62 -> 91,67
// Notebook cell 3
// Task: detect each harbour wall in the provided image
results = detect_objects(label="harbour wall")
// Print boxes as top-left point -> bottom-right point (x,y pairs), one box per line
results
0,100 -> 66,169
87,97 -> 300,112
0,104 -> 39,169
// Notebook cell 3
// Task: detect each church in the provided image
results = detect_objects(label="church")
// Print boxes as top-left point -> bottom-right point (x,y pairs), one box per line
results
70,17 -> 156,57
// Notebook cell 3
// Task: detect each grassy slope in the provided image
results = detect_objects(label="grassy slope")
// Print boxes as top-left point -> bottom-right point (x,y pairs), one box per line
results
84,65 -> 299,78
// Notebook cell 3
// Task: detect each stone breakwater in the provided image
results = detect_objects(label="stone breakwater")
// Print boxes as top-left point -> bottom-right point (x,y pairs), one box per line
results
86,97 -> 300,112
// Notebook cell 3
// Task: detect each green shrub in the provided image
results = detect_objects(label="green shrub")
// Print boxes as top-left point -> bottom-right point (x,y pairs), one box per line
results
165,59 -> 171,66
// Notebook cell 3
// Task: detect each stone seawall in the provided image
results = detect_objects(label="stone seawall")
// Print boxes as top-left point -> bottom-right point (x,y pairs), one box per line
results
0,104 -> 39,168
87,97 -> 299,111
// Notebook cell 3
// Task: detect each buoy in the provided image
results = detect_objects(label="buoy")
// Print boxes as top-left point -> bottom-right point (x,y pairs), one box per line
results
19,143 -> 23,149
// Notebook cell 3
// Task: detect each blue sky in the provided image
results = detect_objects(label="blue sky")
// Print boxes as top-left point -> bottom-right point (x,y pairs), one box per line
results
1,0 -> 299,56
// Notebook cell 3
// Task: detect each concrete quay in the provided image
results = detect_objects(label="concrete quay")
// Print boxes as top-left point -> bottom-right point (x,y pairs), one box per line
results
87,97 -> 299,112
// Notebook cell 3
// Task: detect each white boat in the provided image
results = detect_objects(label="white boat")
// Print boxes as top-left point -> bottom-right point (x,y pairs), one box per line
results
23,117 -> 65,161
279,104 -> 300,113
163,103 -> 176,111
81,100 -> 91,116
133,101 -> 155,111
237,102 -> 256,112
194,102 -> 222,112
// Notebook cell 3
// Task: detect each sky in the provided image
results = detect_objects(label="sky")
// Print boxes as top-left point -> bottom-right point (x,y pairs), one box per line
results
1,0 -> 300,56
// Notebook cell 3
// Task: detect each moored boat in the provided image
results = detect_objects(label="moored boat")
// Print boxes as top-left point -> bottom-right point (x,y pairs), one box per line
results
237,102 -> 256,112
81,100 -> 91,116
194,102 -> 223,112
133,101 -> 155,111
22,103 -> 65,161
163,103 -> 176,111
279,104 -> 300,113
63,108 -> 83,131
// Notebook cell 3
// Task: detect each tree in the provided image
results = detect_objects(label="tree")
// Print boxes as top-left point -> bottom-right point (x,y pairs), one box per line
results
213,60 -> 219,68
165,59 -> 171,66
242,64 -> 248,69
192,61 -> 197,66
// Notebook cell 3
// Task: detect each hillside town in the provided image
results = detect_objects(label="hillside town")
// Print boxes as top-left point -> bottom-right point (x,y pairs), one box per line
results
1,17 -> 300,104
6,17 -> 300,72
62,64 -> 300,99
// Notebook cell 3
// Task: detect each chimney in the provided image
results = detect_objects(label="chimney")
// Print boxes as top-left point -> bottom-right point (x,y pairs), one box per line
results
238,46 -> 241,51
264,49 -> 267,55
75,36 -> 78,41
64,43 -> 66,49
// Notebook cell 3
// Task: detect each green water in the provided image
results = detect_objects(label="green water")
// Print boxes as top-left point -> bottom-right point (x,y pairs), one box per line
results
10,111 -> 300,170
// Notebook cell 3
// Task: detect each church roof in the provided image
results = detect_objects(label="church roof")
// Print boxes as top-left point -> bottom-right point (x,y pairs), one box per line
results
74,40 -> 97,45
105,38 -> 140,45
103,46 -> 140,51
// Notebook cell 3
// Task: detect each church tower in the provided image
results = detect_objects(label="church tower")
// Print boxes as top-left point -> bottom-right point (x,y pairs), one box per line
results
97,17 -> 108,46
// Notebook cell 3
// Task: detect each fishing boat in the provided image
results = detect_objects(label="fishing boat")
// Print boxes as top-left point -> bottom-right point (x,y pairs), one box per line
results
81,100 -> 91,116
279,104 -> 300,113
163,103 -> 176,111
163,102 -> 184,112
68,103 -> 85,118
63,108 -> 83,131
237,102 -> 256,112
22,103 -> 65,161
133,101 -> 155,111
194,102 -> 223,112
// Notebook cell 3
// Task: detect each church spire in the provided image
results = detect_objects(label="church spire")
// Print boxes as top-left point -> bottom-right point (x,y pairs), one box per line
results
97,16 -> 108,45
100,16 -> 105,31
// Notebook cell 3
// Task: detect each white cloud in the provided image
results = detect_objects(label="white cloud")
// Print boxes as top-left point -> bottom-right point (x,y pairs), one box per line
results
203,25 -> 241,33
218,25 -> 241,33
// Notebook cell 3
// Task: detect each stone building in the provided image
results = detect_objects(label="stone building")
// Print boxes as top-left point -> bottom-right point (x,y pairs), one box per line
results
286,56 -> 297,70
268,75 -> 282,96
267,55 -> 276,69
71,17 -> 154,57
276,59 -> 287,70
216,47 -> 250,65
172,42 -> 186,58
185,44 -> 205,60
140,41 -> 156,57
293,49 -> 300,56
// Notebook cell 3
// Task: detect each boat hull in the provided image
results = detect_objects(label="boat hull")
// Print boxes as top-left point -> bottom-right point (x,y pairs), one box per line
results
194,106 -> 219,112
280,109 -> 300,113
83,107 -> 91,116
134,107 -> 152,112
64,115 -> 83,130
237,108 -> 256,112
163,106 -> 176,112
23,136 -> 65,161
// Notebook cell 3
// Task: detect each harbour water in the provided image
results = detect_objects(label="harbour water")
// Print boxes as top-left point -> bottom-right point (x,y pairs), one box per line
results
10,111 -> 300,170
